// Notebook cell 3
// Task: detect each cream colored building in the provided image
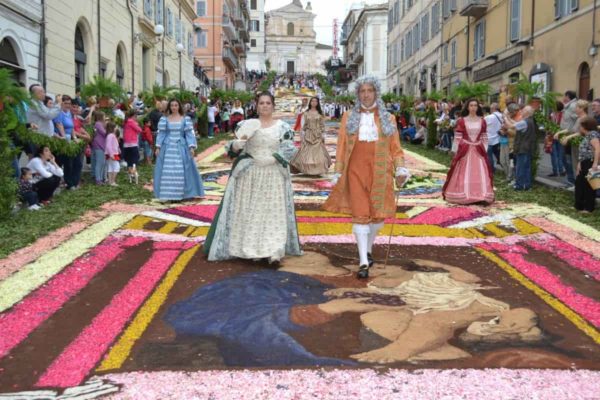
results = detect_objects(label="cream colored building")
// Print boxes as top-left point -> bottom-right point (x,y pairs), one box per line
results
0,0 -> 43,87
265,0 -> 327,75
43,0 -> 198,97
247,0 -> 266,71
441,0 -> 599,100
341,3 -> 389,92
387,0 -> 442,96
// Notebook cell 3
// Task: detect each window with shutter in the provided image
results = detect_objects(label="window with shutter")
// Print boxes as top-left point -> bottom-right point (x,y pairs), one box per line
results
155,0 -> 163,25
431,2 -> 439,35
413,23 -> 420,50
443,43 -> 448,63
450,0 -> 457,11
421,13 -> 429,44
474,20 -> 485,60
144,0 -> 153,18
570,0 -> 578,11
167,8 -> 173,36
197,1 -> 206,17
510,0 -> 520,42
451,40 -> 456,70
394,1 -> 399,25
443,0 -> 449,19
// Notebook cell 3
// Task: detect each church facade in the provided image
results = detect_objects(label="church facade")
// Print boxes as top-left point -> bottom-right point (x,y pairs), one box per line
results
265,0 -> 328,75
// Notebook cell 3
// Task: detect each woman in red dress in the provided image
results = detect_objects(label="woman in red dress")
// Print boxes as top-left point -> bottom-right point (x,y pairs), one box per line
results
442,99 -> 495,205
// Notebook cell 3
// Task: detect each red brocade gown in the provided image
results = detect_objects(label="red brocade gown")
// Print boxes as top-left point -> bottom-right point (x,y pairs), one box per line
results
442,117 -> 495,205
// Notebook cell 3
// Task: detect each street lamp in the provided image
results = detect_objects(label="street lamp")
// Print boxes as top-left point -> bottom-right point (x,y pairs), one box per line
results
176,42 -> 185,89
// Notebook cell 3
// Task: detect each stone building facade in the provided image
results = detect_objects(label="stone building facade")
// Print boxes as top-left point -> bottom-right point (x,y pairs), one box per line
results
341,3 -> 389,92
0,1 -> 43,87
265,0 -> 326,75
40,0 -> 197,97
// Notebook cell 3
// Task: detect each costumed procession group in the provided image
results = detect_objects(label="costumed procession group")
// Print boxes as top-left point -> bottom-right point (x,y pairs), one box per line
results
153,75 -> 500,279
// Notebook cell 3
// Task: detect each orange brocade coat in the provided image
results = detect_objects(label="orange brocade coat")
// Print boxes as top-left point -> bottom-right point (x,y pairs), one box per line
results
322,110 -> 405,223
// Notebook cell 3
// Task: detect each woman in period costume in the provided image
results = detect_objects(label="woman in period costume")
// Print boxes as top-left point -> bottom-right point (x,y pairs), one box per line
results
323,75 -> 410,279
293,98 -> 308,131
204,92 -> 301,262
442,99 -> 494,205
290,97 -> 331,175
153,98 -> 204,201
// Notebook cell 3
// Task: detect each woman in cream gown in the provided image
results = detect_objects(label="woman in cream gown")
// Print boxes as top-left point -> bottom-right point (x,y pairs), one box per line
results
204,92 -> 301,262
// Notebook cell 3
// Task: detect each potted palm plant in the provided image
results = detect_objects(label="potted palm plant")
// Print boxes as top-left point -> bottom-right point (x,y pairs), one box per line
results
80,74 -> 126,107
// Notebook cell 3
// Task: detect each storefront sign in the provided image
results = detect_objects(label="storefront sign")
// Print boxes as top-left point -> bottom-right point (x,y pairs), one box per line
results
473,51 -> 523,82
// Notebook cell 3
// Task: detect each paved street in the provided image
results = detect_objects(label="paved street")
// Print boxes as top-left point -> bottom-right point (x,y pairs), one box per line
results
0,92 -> 598,399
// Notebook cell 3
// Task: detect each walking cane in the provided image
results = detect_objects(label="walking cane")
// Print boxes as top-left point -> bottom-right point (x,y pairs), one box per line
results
383,174 -> 410,269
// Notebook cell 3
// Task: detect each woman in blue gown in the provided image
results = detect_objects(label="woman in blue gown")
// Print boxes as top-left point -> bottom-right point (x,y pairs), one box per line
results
153,98 -> 204,201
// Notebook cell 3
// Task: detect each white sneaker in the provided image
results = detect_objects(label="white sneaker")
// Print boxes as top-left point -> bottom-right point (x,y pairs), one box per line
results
28,204 -> 41,210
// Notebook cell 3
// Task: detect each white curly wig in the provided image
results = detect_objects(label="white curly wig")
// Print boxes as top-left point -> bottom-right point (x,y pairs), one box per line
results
346,75 -> 397,137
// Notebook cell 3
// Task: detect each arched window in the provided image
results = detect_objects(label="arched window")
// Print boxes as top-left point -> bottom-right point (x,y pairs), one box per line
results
287,22 -> 294,36
509,72 -> 520,84
578,62 -> 590,100
75,26 -> 87,90
116,48 -> 125,87
0,38 -> 24,83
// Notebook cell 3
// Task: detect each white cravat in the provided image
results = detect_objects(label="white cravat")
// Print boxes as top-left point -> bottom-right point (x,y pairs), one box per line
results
358,103 -> 378,142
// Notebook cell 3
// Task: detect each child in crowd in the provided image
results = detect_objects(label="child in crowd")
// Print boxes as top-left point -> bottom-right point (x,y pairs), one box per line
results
221,107 -> 230,133
105,122 -> 121,186
122,109 -> 142,184
18,167 -> 41,210
141,119 -> 154,166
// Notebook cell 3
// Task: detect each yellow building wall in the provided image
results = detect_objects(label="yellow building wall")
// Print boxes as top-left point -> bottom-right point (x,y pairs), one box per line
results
441,0 -> 600,98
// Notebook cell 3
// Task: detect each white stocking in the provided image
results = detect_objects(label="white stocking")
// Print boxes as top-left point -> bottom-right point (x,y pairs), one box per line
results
368,222 -> 384,253
353,224 -> 370,266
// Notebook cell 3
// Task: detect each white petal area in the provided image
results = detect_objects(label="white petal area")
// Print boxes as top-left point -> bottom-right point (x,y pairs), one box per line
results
140,211 -> 211,227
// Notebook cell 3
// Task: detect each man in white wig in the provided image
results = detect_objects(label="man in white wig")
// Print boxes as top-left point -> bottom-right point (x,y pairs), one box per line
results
323,75 -> 410,279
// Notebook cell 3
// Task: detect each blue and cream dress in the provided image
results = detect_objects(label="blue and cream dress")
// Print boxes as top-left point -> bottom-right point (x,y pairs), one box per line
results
153,116 -> 204,200
204,119 -> 301,262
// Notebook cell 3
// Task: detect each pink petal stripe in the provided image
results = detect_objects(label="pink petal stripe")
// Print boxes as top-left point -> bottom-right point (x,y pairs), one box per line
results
103,368 -> 600,400
526,238 -> 600,281
407,206 -> 484,225
164,204 -> 219,220
525,217 -> 600,259
0,237 -> 145,359
299,234 -> 546,247
35,243 -> 186,388
478,243 -> 600,327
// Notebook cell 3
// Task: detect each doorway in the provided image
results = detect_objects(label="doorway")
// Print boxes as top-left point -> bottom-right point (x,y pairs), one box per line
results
578,62 -> 590,100
286,61 -> 295,74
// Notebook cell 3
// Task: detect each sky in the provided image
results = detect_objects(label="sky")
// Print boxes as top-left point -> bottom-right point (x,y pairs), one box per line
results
264,0 -> 385,48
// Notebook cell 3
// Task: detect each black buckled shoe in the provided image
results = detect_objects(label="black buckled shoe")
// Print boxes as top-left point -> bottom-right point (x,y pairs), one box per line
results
357,264 -> 370,279
367,252 -> 374,267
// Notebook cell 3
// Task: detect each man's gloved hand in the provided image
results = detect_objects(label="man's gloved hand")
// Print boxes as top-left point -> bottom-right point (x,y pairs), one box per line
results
395,167 -> 411,188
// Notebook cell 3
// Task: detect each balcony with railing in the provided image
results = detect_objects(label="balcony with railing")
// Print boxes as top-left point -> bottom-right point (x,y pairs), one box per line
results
459,0 -> 488,18
223,15 -> 236,38
222,46 -> 239,69
352,44 -> 364,64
